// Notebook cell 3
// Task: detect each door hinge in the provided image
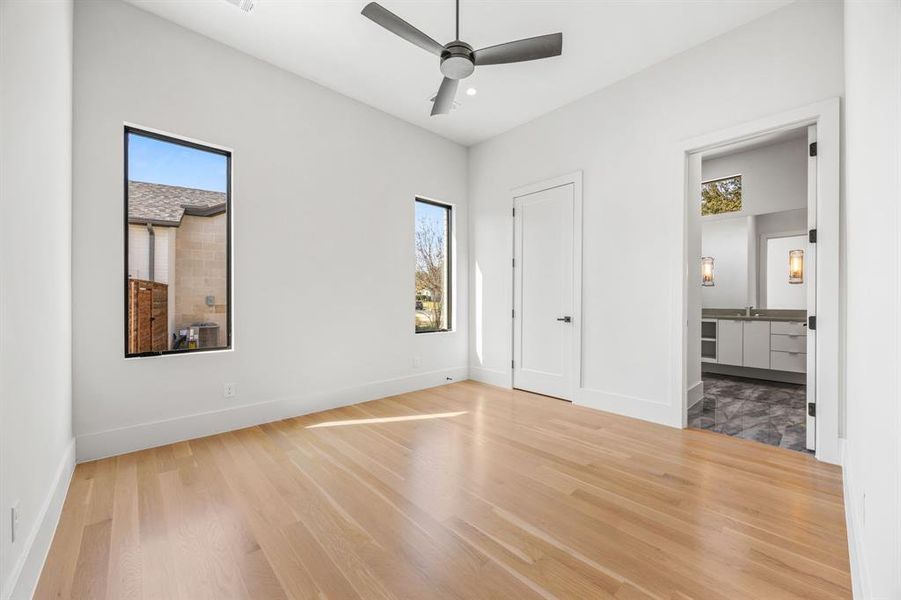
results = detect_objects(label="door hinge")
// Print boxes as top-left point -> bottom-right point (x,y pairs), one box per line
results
809,142 -> 817,157
809,229 -> 817,243
512,207 -> 516,217
512,258 -> 515,268
808,315 -> 817,330
511,309 -> 515,319
808,403 -> 816,417
511,359 -> 515,369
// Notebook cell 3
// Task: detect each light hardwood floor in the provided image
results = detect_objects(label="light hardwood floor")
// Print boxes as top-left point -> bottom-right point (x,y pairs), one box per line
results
36,381 -> 851,599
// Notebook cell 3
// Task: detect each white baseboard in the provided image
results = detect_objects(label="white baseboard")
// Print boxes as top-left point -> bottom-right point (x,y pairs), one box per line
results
4,438 -> 76,600
687,380 -> 704,410
468,365 -> 511,388
574,387 -> 678,428
76,366 -> 469,462
841,440 -> 871,600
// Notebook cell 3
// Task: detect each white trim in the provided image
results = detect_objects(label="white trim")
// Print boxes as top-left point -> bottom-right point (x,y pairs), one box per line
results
468,366 -> 511,388
76,367 -> 468,462
3,438 -> 76,600
841,440 -> 872,600
687,380 -> 704,410
677,97 -> 841,465
574,387 -> 672,427
510,171 -> 583,401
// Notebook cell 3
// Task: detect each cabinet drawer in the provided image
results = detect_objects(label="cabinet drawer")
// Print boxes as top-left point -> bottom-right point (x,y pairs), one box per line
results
771,350 -> 806,373
771,321 -> 807,336
770,334 -> 807,353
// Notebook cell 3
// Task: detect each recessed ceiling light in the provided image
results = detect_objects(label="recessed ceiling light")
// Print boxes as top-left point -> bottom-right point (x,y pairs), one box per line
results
466,88 -> 477,96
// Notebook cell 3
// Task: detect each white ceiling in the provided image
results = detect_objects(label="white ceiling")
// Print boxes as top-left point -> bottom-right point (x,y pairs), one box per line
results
125,0 -> 792,146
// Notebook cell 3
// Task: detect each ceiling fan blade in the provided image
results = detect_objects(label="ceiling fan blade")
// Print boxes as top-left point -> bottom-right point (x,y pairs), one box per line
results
361,2 -> 444,56
473,32 -> 562,66
431,77 -> 459,116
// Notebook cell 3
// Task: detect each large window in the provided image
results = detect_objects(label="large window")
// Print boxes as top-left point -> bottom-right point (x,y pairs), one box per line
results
701,174 -> 742,216
414,198 -> 452,333
124,127 -> 231,357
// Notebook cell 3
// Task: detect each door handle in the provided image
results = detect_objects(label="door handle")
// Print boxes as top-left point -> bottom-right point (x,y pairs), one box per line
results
556,316 -> 572,323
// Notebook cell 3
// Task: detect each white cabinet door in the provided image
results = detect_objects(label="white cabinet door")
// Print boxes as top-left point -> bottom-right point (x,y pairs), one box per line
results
717,320 -> 743,366
742,321 -> 771,369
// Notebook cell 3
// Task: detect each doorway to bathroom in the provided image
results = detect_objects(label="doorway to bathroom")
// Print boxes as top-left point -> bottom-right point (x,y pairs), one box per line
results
689,126 -> 814,453
679,99 -> 842,465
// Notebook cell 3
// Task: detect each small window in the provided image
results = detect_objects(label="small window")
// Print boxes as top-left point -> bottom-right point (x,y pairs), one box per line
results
124,127 -> 231,357
414,199 -> 452,333
701,175 -> 742,216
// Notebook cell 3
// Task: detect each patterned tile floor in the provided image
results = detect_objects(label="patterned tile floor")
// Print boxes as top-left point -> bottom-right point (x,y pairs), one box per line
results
688,373 -> 810,453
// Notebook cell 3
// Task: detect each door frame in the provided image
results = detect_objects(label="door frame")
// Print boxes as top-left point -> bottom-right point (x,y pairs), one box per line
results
511,171 -> 583,400
677,98 -> 841,465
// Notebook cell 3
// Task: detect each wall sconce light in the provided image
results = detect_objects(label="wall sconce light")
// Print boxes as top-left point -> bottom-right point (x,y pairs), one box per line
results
789,249 -> 804,284
701,257 -> 715,287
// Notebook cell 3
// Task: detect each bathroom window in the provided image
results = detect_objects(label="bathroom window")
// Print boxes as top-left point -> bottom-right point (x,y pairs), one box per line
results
414,198 -> 452,333
124,127 -> 232,357
701,175 -> 742,216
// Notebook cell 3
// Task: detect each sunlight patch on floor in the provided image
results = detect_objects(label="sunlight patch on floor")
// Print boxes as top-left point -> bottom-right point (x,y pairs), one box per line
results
306,411 -> 468,429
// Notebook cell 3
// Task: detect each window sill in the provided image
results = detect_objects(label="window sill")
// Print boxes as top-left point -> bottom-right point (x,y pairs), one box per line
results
125,346 -> 234,360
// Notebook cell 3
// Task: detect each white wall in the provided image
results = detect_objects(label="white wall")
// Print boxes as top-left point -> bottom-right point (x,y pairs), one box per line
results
72,0 -> 469,460
700,217 -> 750,308
842,1 -> 901,598
0,1 -> 75,598
468,0 -> 843,426
127,224 -> 173,284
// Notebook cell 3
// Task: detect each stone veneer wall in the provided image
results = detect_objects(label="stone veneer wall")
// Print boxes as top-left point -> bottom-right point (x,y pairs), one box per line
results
174,212 -> 227,346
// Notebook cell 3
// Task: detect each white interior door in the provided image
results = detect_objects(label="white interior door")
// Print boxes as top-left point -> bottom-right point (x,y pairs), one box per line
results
806,124 -> 817,451
513,183 -> 575,400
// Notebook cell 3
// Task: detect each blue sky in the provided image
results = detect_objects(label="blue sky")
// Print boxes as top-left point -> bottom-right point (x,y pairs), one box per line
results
128,132 -> 227,192
416,200 -> 447,230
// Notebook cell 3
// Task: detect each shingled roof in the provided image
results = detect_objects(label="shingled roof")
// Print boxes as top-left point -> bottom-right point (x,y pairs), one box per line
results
128,181 -> 226,226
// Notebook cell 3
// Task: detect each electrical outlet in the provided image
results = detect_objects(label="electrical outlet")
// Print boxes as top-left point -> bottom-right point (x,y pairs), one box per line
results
412,356 -> 421,369
223,383 -> 236,399
10,502 -> 19,544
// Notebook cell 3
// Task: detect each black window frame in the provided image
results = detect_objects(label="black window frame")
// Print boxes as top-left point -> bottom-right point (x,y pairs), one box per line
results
123,126 -> 233,358
414,197 -> 453,334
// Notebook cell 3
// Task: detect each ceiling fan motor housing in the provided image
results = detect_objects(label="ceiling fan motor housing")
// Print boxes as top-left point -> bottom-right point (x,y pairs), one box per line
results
440,41 -> 475,79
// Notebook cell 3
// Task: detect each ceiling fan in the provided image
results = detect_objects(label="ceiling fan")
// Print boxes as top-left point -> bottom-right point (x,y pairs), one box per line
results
361,0 -> 563,116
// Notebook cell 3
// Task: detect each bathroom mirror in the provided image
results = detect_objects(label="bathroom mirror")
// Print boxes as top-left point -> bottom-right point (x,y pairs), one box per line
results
762,234 -> 807,309
701,208 -> 807,309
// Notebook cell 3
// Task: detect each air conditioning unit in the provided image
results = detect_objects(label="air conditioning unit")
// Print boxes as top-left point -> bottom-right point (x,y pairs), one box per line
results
192,323 -> 221,349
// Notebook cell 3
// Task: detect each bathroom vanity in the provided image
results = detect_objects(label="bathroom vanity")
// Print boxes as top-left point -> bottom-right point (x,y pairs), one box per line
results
701,309 -> 807,374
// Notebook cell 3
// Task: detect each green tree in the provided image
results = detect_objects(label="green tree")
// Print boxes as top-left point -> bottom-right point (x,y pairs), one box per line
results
701,176 -> 742,216
415,216 -> 446,332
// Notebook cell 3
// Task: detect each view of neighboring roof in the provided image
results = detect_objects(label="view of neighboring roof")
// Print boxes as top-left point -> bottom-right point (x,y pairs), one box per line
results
128,180 -> 226,226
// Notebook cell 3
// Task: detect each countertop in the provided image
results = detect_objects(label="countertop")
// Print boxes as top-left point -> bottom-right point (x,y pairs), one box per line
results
702,310 -> 806,323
